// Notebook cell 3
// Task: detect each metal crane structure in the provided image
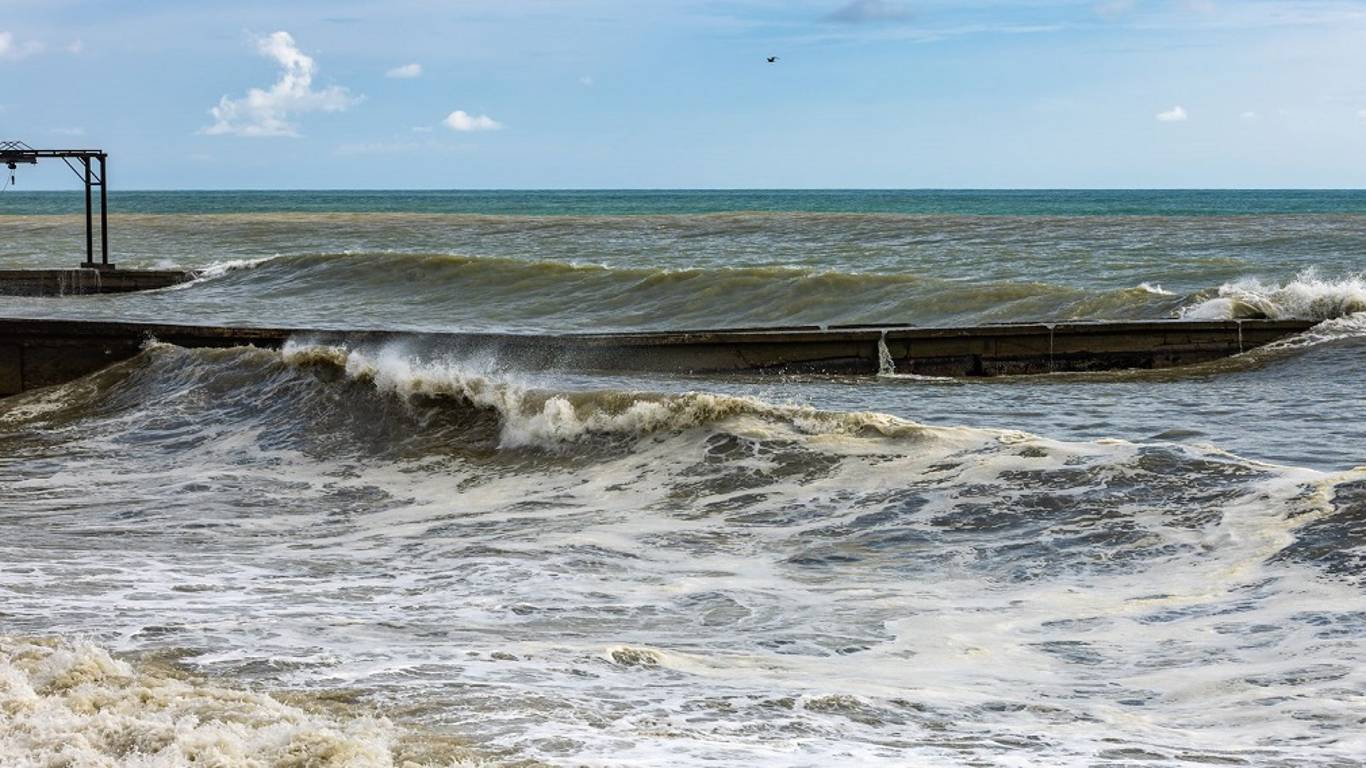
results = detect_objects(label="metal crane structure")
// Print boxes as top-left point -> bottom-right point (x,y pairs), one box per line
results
1,140 -> 113,269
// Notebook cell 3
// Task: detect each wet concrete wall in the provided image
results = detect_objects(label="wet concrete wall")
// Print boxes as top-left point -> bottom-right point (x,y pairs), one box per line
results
0,317 -> 1317,397
0,269 -> 194,296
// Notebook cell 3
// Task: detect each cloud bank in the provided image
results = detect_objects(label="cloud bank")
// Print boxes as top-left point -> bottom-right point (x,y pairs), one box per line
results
205,31 -> 359,138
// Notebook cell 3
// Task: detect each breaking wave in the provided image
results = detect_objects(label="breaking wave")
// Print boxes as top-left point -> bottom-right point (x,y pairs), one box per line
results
281,340 -> 939,449
0,635 -> 482,767
1181,270 -> 1366,321
192,255 -> 277,280
4,340 -> 1366,765
6,200 -> 1366,767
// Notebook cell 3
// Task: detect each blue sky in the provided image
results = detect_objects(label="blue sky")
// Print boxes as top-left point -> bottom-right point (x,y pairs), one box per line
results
4,0 -> 1366,188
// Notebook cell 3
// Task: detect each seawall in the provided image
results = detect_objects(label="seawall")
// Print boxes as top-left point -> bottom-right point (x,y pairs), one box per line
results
0,269 -> 195,296
0,317 -> 1317,397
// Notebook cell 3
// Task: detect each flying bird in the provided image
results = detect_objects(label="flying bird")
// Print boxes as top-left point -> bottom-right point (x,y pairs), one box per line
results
767,56 -> 778,63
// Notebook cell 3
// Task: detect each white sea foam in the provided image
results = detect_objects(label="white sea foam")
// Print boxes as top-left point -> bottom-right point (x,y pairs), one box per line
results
149,255 -> 280,294
7,334 -> 1365,767
1136,281 -> 1174,295
5,362 -> 1364,765
281,340 -> 944,449
1181,270 -> 1366,321
0,384 -> 75,423
194,255 -> 278,280
0,635 -> 483,767
1256,311 -> 1366,352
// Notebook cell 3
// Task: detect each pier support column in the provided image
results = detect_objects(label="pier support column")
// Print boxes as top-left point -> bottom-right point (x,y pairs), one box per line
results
98,154 -> 109,268
82,158 -> 93,267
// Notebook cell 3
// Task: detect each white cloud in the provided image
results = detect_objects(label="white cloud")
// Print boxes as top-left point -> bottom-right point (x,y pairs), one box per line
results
65,39 -> 83,54
444,110 -> 501,132
826,0 -> 912,23
411,125 -> 433,133
386,62 -> 422,79
1156,105 -> 1188,122
1358,109 -> 1366,120
0,31 -> 44,60
579,75 -> 594,87
204,31 -> 359,138
1240,111 -> 1257,120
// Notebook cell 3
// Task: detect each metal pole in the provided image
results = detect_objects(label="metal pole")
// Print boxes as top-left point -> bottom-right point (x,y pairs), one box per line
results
83,157 -> 93,267
98,154 -> 108,267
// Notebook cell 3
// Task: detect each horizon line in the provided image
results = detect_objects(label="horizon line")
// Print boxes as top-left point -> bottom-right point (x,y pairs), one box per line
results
6,187 -> 1366,193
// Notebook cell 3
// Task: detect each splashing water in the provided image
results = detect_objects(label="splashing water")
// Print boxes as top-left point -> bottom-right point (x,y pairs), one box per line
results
0,635 -> 485,767
876,331 -> 896,376
1181,270 -> 1366,321
4,192 -> 1366,767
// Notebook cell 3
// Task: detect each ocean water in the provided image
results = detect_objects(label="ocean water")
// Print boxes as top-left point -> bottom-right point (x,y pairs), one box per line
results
1,190 -> 1364,767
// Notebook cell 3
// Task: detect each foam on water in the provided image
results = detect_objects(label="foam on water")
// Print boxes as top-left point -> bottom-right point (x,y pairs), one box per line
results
1181,270 -> 1366,321
191,255 -> 278,280
3,344 -> 1366,765
3,196 -> 1366,766
281,340 -> 940,449
0,635 -> 484,767
1136,281 -> 1174,295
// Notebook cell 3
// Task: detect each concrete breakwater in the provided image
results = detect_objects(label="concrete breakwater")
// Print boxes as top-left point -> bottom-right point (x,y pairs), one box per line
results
0,269 -> 195,296
0,317 -> 1318,397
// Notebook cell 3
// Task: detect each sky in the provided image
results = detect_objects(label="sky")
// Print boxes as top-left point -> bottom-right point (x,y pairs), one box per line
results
4,0 -> 1366,188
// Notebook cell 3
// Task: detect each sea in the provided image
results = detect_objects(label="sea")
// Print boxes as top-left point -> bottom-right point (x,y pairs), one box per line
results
1,190 -> 1364,767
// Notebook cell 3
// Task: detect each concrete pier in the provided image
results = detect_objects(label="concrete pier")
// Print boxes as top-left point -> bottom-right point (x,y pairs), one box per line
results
0,317 -> 1317,397
0,269 -> 195,296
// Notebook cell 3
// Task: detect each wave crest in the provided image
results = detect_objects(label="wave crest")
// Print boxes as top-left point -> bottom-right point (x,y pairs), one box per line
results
282,341 -> 937,449
180,251 -> 1191,330
1181,271 -> 1366,321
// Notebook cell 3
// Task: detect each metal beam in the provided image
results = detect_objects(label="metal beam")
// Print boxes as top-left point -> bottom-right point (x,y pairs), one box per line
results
98,154 -> 108,266
2,140 -> 115,269
82,157 -> 93,267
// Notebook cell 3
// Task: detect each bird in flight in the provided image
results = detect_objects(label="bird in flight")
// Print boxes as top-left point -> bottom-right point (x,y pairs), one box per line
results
767,56 -> 778,63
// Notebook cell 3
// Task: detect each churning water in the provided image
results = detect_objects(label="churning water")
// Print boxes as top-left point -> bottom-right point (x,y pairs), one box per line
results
1,191 -> 1364,766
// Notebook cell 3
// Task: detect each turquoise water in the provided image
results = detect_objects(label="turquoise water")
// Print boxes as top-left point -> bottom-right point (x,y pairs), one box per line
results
7,188 -> 1366,216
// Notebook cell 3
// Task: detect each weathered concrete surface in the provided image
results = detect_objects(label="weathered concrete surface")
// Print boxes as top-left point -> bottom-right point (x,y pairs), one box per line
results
0,268 -> 195,296
0,317 -> 1318,396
